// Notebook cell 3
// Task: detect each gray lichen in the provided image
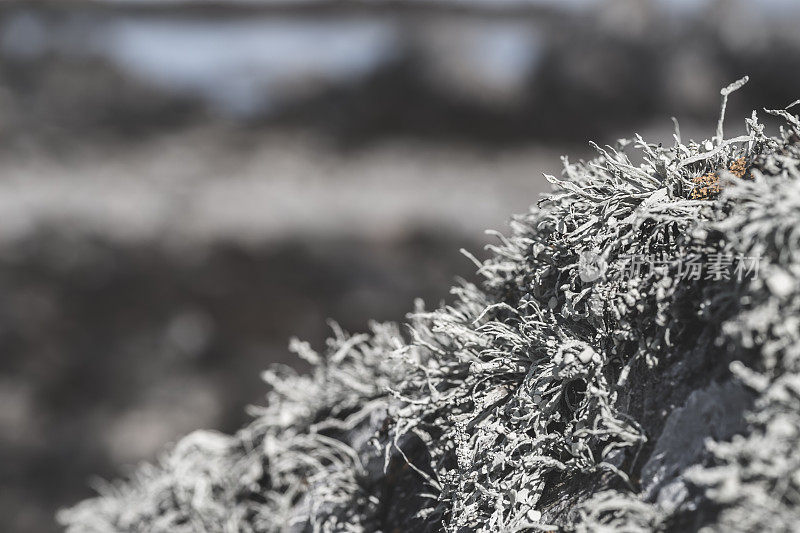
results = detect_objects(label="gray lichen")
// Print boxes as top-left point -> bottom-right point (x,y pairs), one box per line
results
59,80 -> 800,532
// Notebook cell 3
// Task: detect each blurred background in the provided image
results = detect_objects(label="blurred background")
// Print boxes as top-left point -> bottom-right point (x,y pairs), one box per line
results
1,0 -> 799,531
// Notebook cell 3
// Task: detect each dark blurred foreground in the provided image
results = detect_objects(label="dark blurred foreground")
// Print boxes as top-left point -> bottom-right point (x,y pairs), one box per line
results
1,1 -> 799,531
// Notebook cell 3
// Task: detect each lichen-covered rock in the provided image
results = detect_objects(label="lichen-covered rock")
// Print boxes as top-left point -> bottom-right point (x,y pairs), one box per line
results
59,79 -> 800,532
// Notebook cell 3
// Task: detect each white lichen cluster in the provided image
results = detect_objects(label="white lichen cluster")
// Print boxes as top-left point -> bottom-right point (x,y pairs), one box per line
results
60,80 -> 800,532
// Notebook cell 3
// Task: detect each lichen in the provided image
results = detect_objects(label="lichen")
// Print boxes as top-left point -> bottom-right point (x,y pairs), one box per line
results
59,79 -> 800,532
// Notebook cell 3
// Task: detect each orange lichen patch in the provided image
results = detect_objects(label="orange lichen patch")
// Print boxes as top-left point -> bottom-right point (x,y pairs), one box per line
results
690,156 -> 750,200
690,172 -> 722,199
728,156 -> 748,179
